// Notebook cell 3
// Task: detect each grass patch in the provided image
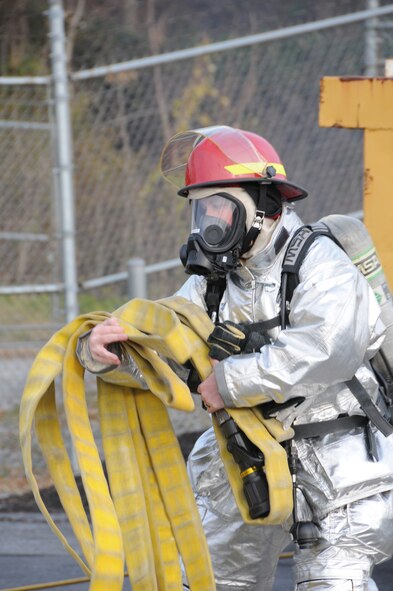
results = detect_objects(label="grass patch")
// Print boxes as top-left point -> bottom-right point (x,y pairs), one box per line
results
0,291 -> 127,344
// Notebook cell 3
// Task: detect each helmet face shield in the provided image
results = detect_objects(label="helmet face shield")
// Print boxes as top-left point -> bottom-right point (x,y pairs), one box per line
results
160,125 -> 269,190
190,193 -> 246,254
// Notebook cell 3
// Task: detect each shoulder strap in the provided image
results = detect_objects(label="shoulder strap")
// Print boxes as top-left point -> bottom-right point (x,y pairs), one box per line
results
280,222 -> 343,328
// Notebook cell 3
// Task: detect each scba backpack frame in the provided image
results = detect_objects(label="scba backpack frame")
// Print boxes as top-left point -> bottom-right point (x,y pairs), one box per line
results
281,214 -> 393,437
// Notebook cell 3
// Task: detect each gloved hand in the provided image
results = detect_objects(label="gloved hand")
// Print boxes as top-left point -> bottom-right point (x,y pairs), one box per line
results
207,321 -> 246,360
207,321 -> 271,360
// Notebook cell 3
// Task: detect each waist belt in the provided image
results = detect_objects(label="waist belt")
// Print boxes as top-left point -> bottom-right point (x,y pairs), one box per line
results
293,414 -> 368,439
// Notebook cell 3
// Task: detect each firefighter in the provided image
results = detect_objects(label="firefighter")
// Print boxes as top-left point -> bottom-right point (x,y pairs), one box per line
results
78,126 -> 393,590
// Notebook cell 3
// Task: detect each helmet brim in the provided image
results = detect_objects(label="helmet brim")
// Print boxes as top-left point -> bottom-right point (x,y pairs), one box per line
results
178,178 -> 308,201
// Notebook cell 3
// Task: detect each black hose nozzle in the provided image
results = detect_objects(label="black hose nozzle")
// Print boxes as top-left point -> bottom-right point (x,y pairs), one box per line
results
215,409 -> 270,519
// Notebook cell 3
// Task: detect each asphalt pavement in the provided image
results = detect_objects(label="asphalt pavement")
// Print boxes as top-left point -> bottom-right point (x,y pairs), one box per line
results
1,511 -> 392,591
0,511 -> 290,590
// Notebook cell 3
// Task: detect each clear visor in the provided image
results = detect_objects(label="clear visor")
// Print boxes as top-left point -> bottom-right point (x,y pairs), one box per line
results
160,125 -> 268,189
191,194 -> 244,251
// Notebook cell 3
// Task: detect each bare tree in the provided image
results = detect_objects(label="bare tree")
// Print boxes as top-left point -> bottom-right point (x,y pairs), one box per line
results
65,0 -> 86,68
0,0 -> 29,74
146,0 -> 172,140
123,0 -> 139,30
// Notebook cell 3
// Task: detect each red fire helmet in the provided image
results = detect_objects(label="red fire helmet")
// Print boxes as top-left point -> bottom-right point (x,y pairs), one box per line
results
160,125 -> 307,201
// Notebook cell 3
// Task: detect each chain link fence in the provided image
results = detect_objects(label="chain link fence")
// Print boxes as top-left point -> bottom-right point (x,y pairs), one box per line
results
1,5 -> 393,414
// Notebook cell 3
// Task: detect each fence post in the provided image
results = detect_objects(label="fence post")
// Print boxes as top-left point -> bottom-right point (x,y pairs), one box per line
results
127,258 -> 148,299
48,0 -> 79,323
48,0 -> 80,473
365,0 -> 379,75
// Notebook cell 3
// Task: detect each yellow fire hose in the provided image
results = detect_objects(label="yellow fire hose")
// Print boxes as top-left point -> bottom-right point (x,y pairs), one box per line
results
19,296 -> 293,591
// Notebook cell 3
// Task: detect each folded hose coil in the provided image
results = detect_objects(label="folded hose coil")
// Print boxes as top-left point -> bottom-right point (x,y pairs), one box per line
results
19,296 -> 293,591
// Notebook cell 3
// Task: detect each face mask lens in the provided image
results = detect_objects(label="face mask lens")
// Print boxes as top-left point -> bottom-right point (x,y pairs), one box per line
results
191,195 -> 239,249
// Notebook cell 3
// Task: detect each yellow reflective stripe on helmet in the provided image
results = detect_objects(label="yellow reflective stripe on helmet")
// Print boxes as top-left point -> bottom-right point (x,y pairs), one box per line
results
224,162 -> 286,176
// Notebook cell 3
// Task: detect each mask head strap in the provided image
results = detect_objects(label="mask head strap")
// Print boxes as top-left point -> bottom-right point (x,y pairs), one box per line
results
240,184 -> 268,255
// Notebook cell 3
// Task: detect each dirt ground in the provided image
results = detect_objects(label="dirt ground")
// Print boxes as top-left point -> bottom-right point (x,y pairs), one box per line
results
0,405 -> 36,497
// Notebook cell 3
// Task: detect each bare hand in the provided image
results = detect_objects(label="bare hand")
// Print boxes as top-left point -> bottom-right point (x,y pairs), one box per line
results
197,360 -> 225,413
89,317 -> 128,365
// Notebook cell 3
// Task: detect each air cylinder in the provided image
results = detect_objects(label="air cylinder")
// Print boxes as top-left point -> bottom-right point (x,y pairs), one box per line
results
320,214 -> 393,385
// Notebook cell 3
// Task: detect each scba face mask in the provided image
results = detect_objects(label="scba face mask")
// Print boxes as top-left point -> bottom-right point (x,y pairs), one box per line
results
180,193 -> 247,276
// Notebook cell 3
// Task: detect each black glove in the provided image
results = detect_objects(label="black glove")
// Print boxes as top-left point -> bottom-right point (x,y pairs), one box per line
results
207,321 -> 271,361
207,321 -> 246,360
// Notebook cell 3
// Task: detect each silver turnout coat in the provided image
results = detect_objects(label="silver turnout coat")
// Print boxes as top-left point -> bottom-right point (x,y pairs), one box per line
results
176,205 -> 393,518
